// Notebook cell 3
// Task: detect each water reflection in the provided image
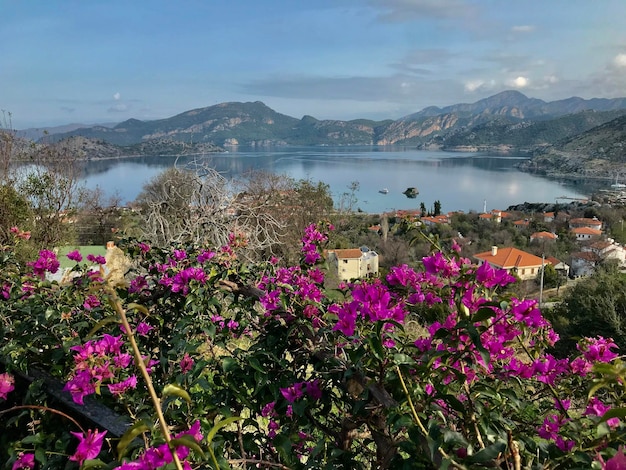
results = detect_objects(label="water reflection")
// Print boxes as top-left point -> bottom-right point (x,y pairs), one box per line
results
80,147 -> 592,214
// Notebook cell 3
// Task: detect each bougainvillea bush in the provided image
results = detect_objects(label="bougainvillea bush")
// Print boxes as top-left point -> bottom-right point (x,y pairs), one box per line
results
1,223 -> 626,469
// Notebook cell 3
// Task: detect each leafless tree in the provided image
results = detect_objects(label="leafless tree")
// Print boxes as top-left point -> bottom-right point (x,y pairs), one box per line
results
135,162 -> 285,261
15,137 -> 91,247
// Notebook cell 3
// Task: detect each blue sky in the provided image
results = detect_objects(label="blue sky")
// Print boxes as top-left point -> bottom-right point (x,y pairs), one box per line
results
2,0 -> 626,129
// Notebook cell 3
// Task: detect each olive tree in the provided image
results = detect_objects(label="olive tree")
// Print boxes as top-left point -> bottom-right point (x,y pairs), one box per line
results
135,164 -> 285,261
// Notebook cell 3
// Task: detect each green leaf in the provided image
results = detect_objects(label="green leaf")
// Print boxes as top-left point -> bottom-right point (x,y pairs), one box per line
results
171,435 -> 205,458
473,307 -> 497,322
127,302 -> 149,315
88,315 -> 121,337
81,459 -> 108,469
206,416 -> 243,446
368,334 -> 385,361
466,323 -> 490,366
162,383 -> 192,403
117,421 -> 150,458
466,441 -> 506,463
442,394 -> 466,414
443,429 -> 469,447
222,357 -> 238,373
393,353 -> 416,366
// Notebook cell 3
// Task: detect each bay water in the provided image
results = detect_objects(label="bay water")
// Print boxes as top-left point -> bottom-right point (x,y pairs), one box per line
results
80,147 -> 593,214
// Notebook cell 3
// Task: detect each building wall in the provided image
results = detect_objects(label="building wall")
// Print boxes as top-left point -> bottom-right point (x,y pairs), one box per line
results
338,258 -> 361,281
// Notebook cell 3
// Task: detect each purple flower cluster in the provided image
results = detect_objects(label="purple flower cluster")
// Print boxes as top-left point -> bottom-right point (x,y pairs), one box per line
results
258,265 -> 325,322
64,334 -> 137,404
0,372 -> 15,399
280,379 -> 322,403
301,222 -> 332,265
87,254 -> 107,265
160,267 -> 207,295
11,452 -> 35,470
113,421 -> 202,470
67,250 -> 83,262
69,429 -> 107,465
27,249 -> 60,278
330,279 -> 407,337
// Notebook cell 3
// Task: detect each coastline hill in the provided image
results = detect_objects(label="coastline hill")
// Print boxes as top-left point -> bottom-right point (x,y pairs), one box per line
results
16,91 -> 626,175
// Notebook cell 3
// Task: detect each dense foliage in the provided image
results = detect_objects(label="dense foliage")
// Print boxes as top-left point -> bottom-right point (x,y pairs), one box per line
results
2,224 -> 626,469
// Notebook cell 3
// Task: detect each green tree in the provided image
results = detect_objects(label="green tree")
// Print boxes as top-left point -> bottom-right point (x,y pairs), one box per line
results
536,263 -> 559,289
547,263 -> 626,355
433,199 -> 442,216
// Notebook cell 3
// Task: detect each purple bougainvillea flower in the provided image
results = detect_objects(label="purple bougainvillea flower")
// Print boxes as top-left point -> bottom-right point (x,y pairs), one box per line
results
83,294 -> 101,310
28,249 -> 60,278
12,452 -> 35,470
67,250 -> 83,262
87,254 -> 107,265
69,429 -> 107,464
180,353 -> 194,373
108,375 -> 138,396
136,322 -> 153,336
0,372 -> 15,400
280,382 -> 304,403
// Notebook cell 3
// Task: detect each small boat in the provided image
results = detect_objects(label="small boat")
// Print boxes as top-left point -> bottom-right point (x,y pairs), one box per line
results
379,188 -> 389,194
403,187 -> 419,198
611,175 -> 626,189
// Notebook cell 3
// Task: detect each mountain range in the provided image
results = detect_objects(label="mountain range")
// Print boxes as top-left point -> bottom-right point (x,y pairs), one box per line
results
18,90 -> 626,178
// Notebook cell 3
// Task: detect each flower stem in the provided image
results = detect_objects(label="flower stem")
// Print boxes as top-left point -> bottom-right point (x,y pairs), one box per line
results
107,287 -> 184,470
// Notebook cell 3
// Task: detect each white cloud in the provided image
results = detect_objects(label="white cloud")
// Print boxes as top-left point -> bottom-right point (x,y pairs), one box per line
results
507,76 -> 529,88
613,53 -> 626,68
113,92 -> 121,101
511,25 -> 535,33
464,80 -> 484,92
463,79 -> 497,93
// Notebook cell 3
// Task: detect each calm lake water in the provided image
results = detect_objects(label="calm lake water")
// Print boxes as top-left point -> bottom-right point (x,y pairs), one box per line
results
81,147 -> 593,214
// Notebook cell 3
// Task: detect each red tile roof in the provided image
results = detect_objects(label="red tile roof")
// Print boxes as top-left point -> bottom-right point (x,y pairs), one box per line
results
530,231 -> 558,240
572,227 -> 602,236
330,249 -> 364,259
474,247 -> 545,269
570,217 -> 602,228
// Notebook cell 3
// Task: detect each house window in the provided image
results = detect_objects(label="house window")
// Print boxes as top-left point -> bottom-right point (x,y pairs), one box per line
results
521,269 -> 526,275
343,260 -> 348,264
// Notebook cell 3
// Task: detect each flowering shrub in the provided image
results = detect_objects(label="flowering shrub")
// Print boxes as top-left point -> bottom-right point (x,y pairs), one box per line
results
1,223 -> 626,468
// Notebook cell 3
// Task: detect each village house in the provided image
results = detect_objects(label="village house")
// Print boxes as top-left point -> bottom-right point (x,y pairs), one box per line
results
474,246 -> 547,281
570,251 -> 600,277
530,231 -> 558,243
569,217 -> 603,230
572,226 -> 602,241
513,219 -> 530,230
478,209 -> 512,224
421,214 -> 450,226
570,239 -> 626,277
326,247 -> 379,281
546,256 -> 570,278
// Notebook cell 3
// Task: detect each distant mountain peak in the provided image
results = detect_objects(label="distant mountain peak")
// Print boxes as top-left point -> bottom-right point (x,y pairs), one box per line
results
32,92 -> 626,149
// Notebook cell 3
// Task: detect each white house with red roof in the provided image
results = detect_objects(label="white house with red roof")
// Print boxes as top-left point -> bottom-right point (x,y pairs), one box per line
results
326,247 -> 379,281
572,227 -> 602,241
421,214 -> 450,226
474,246 -> 548,281
530,231 -> 558,243
569,217 -> 603,230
